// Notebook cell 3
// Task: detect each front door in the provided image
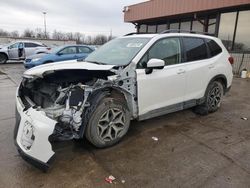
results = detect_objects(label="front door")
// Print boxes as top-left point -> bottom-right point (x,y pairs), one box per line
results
136,37 -> 187,119
57,46 -> 78,62
8,42 -> 20,59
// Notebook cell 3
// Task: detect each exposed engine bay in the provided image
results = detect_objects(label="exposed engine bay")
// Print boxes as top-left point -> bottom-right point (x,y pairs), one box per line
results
18,67 -> 137,142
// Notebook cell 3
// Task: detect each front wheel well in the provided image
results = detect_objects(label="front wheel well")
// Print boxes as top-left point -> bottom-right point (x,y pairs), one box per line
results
0,52 -> 8,58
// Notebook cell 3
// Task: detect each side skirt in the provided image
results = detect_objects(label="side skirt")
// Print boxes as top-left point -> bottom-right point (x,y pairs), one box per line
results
138,98 -> 205,121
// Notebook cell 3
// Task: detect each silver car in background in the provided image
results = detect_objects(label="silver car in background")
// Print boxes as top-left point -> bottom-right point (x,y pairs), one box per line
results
0,41 -> 50,63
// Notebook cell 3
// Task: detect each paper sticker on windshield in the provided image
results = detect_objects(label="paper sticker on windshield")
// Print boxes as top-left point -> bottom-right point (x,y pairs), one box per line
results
127,43 -> 143,48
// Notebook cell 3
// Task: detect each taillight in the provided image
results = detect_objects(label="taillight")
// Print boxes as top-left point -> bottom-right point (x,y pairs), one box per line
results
47,47 -> 51,50
228,56 -> 234,65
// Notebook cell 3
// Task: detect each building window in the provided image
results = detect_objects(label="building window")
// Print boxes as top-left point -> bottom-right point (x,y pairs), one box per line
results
170,22 -> 179,29
208,18 -> 216,34
180,21 -> 191,31
147,25 -> 157,33
157,24 -> 167,33
192,20 -> 204,32
234,10 -> 250,51
218,12 -> 237,51
139,25 -> 147,33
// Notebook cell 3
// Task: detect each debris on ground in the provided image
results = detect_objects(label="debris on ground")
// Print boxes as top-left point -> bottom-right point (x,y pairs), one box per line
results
241,117 -> 248,121
121,180 -> 126,184
0,71 -> 6,75
105,175 -> 116,184
152,136 -> 159,141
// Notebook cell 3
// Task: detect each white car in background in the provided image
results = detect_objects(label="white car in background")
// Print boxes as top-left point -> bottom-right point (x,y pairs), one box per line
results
14,30 -> 233,171
0,41 -> 50,63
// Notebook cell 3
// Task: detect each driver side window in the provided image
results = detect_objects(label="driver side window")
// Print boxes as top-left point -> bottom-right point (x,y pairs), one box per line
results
137,37 -> 181,69
9,43 -> 19,49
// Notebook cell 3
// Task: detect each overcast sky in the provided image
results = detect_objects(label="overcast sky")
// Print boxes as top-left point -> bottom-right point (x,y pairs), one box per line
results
0,0 -> 146,37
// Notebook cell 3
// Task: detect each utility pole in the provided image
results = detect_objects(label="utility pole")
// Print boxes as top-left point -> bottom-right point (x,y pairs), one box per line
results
109,29 -> 112,40
43,12 -> 47,39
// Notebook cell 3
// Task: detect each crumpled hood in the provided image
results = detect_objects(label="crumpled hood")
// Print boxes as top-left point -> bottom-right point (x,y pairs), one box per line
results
24,60 -> 115,77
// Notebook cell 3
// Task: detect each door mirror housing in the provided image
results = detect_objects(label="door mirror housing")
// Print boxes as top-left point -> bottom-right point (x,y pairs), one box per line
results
145,58 -> 165,74
57,52 -> 63,56
147,58 -> 165,69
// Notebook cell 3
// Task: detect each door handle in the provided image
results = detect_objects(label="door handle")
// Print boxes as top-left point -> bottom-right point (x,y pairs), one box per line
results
177,69 -> 186,74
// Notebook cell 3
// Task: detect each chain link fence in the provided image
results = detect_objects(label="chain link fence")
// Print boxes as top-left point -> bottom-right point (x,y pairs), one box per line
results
230,51 -> 250,75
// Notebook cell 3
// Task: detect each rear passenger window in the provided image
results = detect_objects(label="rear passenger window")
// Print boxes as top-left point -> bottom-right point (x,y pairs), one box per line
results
206,39 -> 222,57
183,37 -> 208,62
24,43 -> 39,48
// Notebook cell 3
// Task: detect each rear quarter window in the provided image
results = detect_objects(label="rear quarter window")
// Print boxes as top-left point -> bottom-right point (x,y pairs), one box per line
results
183,37 -> 208,62
206,39 -> 222,57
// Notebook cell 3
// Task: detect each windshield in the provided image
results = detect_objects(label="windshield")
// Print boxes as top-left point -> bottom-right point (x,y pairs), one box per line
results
85,37 -> 150,66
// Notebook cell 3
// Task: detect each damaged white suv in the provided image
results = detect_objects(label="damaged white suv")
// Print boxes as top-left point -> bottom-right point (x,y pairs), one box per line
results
15,31 -> 233,170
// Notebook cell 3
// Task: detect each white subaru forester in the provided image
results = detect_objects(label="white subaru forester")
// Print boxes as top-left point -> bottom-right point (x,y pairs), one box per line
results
15,31 -> 233,170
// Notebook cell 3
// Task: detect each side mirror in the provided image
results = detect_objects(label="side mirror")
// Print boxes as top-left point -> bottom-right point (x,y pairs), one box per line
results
145,58 -> 165,74
57,52 -> 63,56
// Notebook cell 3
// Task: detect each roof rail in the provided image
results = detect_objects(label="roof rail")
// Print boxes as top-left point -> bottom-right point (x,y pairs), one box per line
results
160,29 -> 214,36
124,29 -> 215,36
124,32 -> 147,36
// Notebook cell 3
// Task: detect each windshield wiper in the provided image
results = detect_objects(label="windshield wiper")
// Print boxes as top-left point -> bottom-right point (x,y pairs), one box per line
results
86,60 -> 106,65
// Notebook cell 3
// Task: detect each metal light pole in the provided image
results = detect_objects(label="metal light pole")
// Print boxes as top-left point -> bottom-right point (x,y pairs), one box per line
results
43,12 -> 47,38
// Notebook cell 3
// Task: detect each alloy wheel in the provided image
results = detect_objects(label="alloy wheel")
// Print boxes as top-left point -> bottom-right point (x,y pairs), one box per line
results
97,108 -> 125,142
208,85 -> 222,108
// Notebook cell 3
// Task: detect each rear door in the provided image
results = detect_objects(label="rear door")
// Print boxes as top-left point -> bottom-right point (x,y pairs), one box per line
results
182,37 -> 213,102
136,37 -> 187,118
24,42 -> 39,57
77,46 -> 93,60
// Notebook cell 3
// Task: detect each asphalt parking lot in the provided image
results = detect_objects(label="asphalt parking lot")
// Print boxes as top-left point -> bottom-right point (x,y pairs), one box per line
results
0,63 -> 250,188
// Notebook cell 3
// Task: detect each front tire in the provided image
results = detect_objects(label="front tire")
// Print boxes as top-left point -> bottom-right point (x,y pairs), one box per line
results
0,53 -> 8,64
85,97 -> 131,148
194,81 -> 224,115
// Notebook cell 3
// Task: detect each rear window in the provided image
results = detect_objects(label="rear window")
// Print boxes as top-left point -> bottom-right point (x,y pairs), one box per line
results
206,39 -> 222,57
183,37 -> 208,62
24,43 -> 39,48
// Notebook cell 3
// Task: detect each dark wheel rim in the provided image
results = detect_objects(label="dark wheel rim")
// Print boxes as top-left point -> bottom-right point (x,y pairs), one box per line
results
208,85 -> 222,108
97,108 -> 125,142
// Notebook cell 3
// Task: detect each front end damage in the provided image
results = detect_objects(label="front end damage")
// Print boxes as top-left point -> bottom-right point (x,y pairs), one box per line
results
14,62 -> 137,170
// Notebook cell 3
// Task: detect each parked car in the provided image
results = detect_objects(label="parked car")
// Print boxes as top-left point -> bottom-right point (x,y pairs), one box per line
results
24,45 -> 94,68
15,30 -> 233,170
0,41 -> 50,63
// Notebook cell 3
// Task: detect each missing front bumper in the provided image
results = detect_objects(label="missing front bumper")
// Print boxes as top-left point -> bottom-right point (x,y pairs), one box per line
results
15,94 -> 57,171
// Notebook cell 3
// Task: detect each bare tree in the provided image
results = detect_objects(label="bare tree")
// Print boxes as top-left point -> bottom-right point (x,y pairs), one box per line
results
22,29 -> 35,38
0,29 -> 9,37
74,32 -> 84,44
35,28 -> 45,39
92,34 -> 108,45
85,35 -> 92,44
52,30 -> 66,40
10,30 -> 19,38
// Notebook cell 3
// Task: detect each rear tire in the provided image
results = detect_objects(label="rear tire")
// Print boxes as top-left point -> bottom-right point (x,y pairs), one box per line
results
0,53 -> 8,64
85,97 -> 131,148
193,81 -> 224,115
